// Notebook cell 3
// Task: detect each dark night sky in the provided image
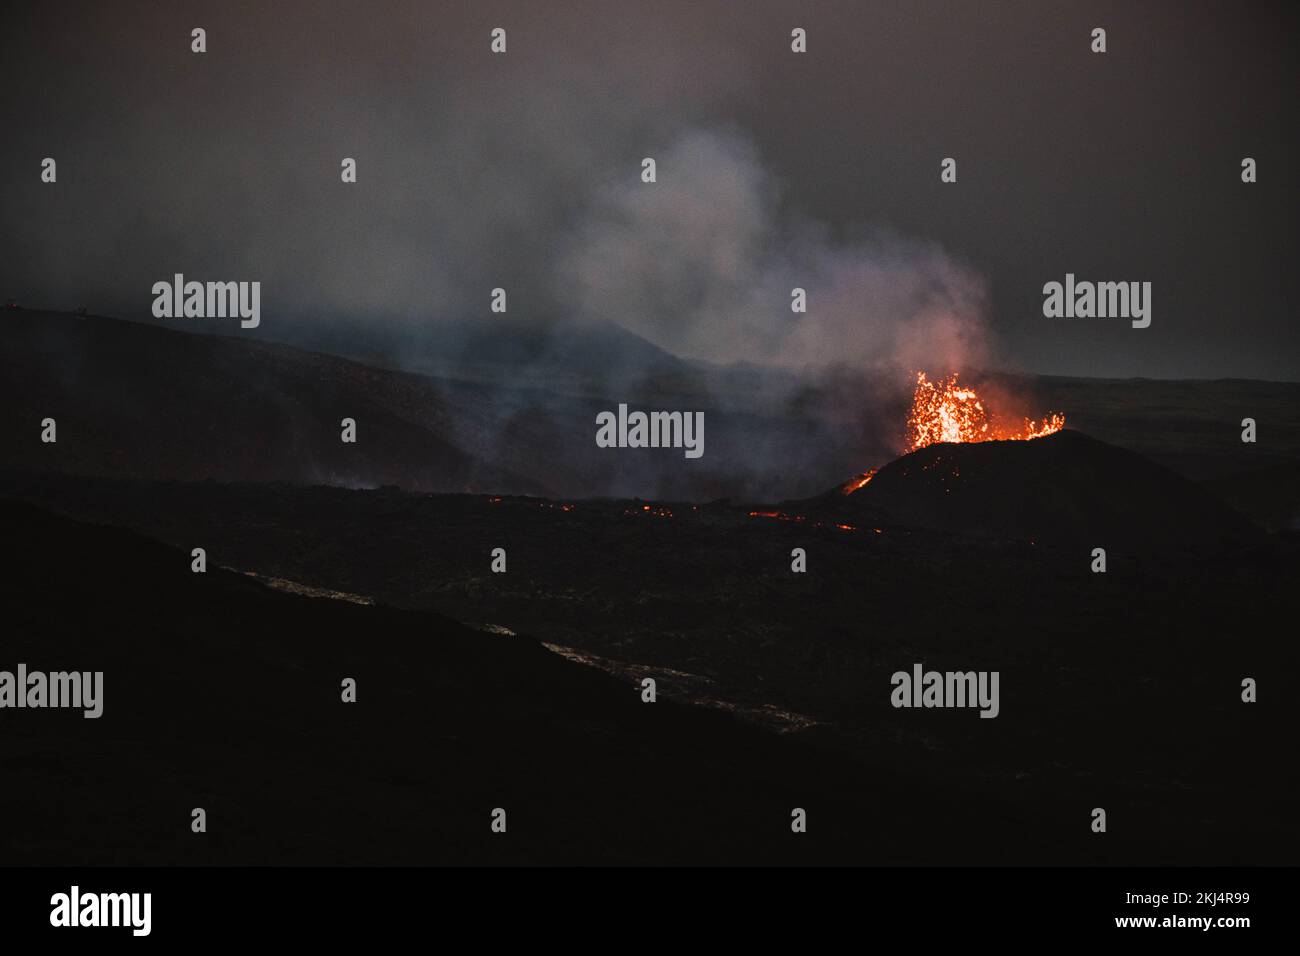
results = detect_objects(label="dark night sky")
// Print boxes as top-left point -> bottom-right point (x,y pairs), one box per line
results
2,0 -> 1296,379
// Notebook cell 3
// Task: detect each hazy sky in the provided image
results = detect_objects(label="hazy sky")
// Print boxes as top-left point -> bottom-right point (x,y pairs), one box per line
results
2,0 -> 1296,379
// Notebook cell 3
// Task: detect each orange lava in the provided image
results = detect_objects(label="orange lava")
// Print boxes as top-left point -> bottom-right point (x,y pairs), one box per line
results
841,469 -> 877,495
906,372 -> 1064,452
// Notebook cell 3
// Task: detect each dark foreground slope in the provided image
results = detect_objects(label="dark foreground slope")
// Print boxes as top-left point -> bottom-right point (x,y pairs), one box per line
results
0,499 -> 1082,866
2,483 -> 1295,865
827,430 -> 1262,553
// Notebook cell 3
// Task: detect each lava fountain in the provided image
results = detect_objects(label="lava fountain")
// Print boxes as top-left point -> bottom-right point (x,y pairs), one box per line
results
906,372 -> 1064,452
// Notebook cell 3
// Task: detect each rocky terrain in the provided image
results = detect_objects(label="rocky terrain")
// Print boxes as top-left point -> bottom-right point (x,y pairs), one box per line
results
2,309 -> 1296,864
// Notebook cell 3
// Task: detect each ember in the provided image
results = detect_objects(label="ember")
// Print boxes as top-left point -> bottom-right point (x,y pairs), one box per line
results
625,504 -> 674,518
486,496 -> 574,512
906,372 -> 1064,452
747,510 -> 860,533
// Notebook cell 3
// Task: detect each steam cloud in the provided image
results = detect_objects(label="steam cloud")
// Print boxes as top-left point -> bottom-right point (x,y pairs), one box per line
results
560,127 -> 990,371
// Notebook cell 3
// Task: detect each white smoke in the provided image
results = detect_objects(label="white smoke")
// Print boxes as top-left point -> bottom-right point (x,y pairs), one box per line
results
557,127 -> 992,372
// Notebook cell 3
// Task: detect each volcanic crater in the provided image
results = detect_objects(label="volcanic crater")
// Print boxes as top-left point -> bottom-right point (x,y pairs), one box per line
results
823,429 -> 1263,554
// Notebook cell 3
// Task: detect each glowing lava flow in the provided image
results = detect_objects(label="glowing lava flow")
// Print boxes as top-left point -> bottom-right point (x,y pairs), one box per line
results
841,469 -> 877,495
906,372 -> 1064,452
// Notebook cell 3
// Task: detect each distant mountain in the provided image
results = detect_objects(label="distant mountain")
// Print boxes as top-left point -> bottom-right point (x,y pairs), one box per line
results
0,311 -> 896,501
272,314 -> 700,396
0,310 -> 542,494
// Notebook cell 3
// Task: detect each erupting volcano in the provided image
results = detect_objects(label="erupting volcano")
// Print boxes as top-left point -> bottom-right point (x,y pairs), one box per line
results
906,372 -> 1065,452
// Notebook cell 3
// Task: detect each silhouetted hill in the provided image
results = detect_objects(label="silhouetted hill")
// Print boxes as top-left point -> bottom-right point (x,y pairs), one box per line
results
0,310 -> 541,493
1203,460 -> 1300,532
290,314 -> 698,393
828,430 -> 1262,553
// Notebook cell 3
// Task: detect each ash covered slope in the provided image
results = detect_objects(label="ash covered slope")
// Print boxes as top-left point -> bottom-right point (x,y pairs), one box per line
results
831,430 -> 1262,553
0,311 -> 540,494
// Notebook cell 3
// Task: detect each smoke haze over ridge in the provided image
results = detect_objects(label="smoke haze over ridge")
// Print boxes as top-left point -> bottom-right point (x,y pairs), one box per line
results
2,0 -> 1296,379
2,1 -> 991,379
